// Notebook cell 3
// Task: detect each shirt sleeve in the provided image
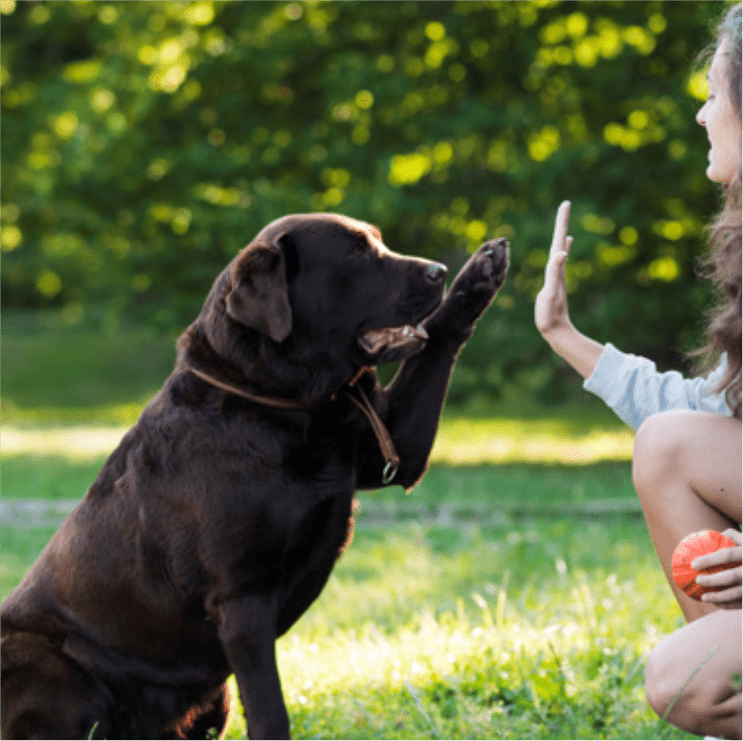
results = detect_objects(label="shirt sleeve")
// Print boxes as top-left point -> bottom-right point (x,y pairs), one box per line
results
583,343 -> 731,430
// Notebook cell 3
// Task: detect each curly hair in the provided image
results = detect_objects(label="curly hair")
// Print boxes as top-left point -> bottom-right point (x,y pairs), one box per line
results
694,3 -> 742,418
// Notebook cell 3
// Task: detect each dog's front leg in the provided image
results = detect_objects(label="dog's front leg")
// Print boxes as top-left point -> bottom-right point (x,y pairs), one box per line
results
217,595 -> 290,739
357,239 -> 509,489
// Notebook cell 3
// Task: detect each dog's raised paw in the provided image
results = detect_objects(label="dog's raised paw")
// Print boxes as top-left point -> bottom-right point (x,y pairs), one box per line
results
432,237 -> 510,332
449,237 -> 509,298
475,238 -> 509,283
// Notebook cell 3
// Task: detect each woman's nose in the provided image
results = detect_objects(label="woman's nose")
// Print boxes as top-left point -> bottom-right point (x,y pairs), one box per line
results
695,103 -> 706,127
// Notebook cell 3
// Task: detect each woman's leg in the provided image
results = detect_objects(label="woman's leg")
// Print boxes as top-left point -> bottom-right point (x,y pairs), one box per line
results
645,608 -> 742,739
632,410 -> 741,622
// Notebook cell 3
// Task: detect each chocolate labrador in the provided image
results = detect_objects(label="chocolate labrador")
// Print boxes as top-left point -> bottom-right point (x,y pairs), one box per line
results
1,213 -> 509,739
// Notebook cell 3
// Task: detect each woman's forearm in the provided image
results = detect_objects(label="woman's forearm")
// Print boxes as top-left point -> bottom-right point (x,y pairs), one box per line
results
542,324 -> 604,380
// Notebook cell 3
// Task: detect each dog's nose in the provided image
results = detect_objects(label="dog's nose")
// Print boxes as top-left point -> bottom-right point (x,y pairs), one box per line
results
426,262 -> 447,282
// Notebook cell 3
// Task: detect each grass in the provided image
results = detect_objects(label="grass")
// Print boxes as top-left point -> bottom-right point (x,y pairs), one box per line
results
276,522 -> 674,740
1,311 -> 699,739
0,452 -> 694,739
3,310 -> 177,418
0,490 -> 692,740
1,454 -> 106,500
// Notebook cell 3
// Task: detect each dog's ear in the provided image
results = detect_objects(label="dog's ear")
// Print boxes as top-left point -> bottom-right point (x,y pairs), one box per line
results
225,237 -> 292,342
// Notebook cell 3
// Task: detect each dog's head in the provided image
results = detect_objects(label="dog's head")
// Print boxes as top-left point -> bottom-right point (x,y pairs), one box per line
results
182,213 -> 447,400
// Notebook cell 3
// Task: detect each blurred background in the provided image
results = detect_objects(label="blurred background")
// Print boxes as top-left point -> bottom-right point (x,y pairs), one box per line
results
2,4 -> 735,737
1,0 -> 730,415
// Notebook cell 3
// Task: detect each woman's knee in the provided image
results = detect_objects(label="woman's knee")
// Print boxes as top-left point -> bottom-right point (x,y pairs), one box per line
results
632,411 -> 689,497
645,642 -> 710,734
645,645 -> 675,724
645,613 -> 743,738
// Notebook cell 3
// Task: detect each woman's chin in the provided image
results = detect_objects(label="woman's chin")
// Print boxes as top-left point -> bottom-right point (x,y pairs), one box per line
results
705,158 -> 737,185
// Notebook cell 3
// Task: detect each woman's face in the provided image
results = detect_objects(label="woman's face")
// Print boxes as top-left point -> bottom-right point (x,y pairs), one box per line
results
696,40 -> 742,186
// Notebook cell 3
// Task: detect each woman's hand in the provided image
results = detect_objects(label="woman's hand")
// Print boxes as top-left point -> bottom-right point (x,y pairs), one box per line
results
534,201 -> 604,379
693,528 -> 742,608
535,200 -> 574,338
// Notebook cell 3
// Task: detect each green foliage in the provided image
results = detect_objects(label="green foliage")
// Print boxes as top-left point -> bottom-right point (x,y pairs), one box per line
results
3,310 -> 176,414
1,308 -> 627,429
1,1 -> 730,400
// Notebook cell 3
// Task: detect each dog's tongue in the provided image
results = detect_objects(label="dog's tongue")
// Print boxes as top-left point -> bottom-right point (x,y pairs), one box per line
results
358,324 -> 428,354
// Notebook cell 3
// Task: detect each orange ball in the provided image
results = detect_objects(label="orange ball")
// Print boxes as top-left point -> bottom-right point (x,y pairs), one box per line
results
671,529 -> 740,601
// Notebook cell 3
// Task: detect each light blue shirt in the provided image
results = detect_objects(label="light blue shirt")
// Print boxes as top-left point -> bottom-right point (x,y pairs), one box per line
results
583,343 -> 731,430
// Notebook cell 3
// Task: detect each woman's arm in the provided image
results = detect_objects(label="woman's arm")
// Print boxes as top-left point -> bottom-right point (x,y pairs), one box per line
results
535,201 -> 732,429
584,345 -> 732,429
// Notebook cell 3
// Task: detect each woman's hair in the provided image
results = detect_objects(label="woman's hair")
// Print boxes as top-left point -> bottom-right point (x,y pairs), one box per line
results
694,3 -> 742,418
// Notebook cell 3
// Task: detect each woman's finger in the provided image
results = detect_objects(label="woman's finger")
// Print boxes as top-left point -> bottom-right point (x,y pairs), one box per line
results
542,249 -> 568,288
549,200 -> 572,258
700,584 -> 743,605
542,237 -> 573,289
691,546 -> 742,571
696,563 -> 742,588
722,528 -> 742,546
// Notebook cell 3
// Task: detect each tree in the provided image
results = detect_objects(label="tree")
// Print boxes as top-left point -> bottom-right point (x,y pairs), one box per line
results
1,0 -> 729,401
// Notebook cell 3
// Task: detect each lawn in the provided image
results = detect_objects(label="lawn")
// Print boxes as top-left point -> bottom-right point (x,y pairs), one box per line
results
0,454 -> 692,740
1,312 -> 697,739
270,456 -> 677,740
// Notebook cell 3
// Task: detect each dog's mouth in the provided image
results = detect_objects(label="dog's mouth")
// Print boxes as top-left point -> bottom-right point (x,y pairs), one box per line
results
357,323 -> 428,355
356,311 -> 438,363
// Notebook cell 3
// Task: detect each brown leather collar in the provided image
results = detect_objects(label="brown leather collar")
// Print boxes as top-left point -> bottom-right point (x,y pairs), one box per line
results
186,366 -> 400,484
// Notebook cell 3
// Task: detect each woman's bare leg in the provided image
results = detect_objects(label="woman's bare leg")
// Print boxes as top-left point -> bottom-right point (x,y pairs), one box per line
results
632,410 -> 741,622
645,608 -> 742,739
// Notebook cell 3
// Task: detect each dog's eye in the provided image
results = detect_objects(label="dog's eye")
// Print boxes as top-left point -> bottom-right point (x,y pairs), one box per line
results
351,240 -> 368,256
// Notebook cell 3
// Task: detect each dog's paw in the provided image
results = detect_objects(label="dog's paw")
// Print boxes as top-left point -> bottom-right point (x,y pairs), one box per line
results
445,238 -> 509,321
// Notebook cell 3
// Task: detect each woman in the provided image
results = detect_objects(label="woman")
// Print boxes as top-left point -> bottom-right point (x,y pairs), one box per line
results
534,5 -> 741,738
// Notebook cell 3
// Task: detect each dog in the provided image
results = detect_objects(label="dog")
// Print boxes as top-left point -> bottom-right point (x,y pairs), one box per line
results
1,213 -> 508,739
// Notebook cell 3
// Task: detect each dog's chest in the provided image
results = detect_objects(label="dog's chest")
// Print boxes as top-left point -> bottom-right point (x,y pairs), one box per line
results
284,407 -> 359,478
272,479 -> 355,636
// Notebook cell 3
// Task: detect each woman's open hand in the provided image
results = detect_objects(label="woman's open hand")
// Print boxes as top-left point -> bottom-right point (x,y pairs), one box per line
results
535,200 -> 574,338
533,200 -> 604,379
694,528 -> 742,608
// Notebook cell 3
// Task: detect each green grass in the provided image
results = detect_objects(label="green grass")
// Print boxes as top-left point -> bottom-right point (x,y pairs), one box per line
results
3,310 -> 176,424
1,454 -> 106,500
1,312 -> 697,739
276,521 -> 684,740
1,526 -> 59,600
0,510 -> 693,740
1,453 -> 695,740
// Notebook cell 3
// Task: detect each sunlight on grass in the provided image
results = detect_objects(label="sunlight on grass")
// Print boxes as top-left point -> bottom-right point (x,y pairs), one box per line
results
2,398 -> 150,427
433,417 -> 634,464
210,521 -> 689,739
267,526 -> 684,740
276,600 -> 656,738
2,426 -> 129,461
1,417 -> 634,464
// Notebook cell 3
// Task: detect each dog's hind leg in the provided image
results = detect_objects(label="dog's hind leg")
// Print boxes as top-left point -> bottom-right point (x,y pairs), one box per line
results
173,683 -> 231,740
1,632 -> 114,740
